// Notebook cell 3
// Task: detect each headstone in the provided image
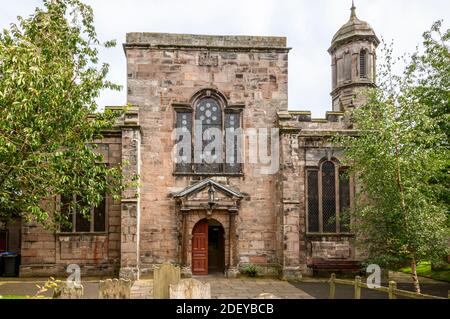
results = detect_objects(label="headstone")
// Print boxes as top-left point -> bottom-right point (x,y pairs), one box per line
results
98,278 -> 132,299
59,284 -> 84,299
153,263 -> 181,299
169,279 -> 211,299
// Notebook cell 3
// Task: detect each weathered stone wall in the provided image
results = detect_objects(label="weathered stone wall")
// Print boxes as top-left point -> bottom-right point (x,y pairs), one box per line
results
278,131 -> 305,279
309,239 -> 352,260
20,136 -> 123,277
278,111 -> 360,277
125,33 -> 289,275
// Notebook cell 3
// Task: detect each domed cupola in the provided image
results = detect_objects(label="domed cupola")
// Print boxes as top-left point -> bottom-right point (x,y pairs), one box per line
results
328,1 -> 380,111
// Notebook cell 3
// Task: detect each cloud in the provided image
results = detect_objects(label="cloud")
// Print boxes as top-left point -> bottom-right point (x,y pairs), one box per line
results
1,0 -> 449,117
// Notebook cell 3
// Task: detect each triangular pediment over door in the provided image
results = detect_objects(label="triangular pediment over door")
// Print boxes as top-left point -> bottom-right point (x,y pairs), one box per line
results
172,178 -> 244,212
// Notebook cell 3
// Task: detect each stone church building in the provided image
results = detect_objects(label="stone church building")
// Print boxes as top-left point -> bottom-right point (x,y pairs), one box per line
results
1,5 -> 380,280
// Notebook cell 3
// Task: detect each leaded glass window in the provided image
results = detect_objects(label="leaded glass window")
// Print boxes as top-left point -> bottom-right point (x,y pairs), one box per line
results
322,161 -> 336,232
174,94 -> 243,175
225,112 -> 241,173
307,170 -> 319,233
306,160 -> 352,234
195,98 -> 222,173
339,169 -> 350,233
175,111 -> 193,173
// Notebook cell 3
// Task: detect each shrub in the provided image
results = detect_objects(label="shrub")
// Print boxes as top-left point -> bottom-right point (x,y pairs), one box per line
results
242,264 -> 260,277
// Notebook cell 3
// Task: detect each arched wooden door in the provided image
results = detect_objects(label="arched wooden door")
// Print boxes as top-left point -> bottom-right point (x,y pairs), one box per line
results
192,219 -> 208,275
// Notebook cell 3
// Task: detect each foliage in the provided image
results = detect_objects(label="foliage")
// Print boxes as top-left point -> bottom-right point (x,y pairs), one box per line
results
0,0 -> 126,228
407,20 -> 450,210
34,276 -> 63,298
0,277 -> 61,299
242,264 -> 260,277
334,21 -> 450,293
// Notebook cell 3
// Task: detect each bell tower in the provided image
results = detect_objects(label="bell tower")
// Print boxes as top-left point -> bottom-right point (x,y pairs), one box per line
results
329,2 -> 380,111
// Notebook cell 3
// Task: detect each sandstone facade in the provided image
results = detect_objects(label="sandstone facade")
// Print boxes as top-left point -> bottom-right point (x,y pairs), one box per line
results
0,6 -> 381,279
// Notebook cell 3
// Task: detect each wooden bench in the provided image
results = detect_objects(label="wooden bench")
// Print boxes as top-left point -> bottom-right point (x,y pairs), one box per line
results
309,258 -> 362,276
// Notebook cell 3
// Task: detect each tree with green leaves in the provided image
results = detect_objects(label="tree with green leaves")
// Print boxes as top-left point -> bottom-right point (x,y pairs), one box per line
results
335,21 -> 449,293
407,21 -> 450,211
0,0 -> 125,229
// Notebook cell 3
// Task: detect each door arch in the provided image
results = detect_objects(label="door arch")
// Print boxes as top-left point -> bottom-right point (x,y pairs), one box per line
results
192,219 -> 225,275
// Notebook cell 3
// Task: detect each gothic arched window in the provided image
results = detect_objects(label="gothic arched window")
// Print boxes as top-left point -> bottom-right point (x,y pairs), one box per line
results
306,159 -> 352,234
360,49 -> 367,79
173,91 -> 243,175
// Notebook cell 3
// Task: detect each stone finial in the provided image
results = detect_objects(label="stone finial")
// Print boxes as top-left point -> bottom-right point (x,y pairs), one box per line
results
350,1 -> 357,19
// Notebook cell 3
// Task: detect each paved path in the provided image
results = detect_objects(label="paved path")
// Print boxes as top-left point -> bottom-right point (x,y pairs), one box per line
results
203,277 -> 314,299
130,277 -> 314,299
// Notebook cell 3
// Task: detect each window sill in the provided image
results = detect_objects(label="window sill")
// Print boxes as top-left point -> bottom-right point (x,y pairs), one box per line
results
306,233 -> 355,238
56,232 -> 108,236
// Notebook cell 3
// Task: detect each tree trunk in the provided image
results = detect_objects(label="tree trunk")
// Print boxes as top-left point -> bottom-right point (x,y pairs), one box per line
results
411,258 -> 421,294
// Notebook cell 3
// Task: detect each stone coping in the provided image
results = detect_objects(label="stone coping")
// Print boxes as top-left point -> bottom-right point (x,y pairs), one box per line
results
125,32 -> 287,49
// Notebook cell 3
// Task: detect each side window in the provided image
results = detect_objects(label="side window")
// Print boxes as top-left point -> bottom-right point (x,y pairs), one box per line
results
93,197 -> 106,232
60,195 -> 106,233
307,160 -> 352,233
322,161 -> 337,233
175,111 -> 193,173
339,169 -> 351,232
307,170 -> 319,233
224,112 -> 242,174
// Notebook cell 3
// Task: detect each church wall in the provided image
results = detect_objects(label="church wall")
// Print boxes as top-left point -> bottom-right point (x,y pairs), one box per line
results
124,33 -> 289,275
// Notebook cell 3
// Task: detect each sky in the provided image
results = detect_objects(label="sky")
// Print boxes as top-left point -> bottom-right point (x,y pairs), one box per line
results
1,0 -> 449,118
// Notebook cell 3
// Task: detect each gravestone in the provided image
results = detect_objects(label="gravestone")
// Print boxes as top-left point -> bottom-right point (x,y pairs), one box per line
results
169,278 -> 211,299
59,284 -> 84,299
153,263 -> 181,299
98,278 -> 132,299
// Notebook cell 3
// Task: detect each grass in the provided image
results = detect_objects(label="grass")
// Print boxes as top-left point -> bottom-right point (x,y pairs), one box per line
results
0,295 -> 51,299
399,262 -> 450,283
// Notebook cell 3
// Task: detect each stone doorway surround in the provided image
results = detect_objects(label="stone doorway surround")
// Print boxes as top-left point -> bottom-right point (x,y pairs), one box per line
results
172,178 -> 244,278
